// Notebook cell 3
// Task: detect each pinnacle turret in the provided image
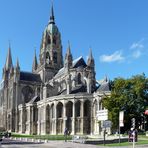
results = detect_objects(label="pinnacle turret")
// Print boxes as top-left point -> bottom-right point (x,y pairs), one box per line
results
87,48 -> 94,67
65,42 -> 73,69
5,44 -> 13,71
16,58 -> 20,69
66,41 -> 72,57
32,49 -> 38,72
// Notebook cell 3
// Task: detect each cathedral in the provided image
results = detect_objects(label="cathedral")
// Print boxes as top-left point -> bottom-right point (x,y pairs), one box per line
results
0,4 -> 111,135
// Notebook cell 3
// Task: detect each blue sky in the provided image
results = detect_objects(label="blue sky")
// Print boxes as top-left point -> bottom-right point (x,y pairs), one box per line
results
0,0 -> 148,81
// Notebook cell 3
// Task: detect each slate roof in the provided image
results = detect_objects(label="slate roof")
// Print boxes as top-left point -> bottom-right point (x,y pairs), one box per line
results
20,71 -> 42,82
73,56 -> 87,68
97,81 -> 111,92
54,67 -> 64,78
55,56 -> 87,78
71,85 -> 87,94
29,95 -> 40,103
57,85 -> 87,95
57,89 -> 67,95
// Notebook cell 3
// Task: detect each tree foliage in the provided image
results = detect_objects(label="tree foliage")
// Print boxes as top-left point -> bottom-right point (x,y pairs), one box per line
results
102,74 -> 148,132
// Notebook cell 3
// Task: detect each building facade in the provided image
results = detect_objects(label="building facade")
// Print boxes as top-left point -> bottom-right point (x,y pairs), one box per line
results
0,4 -> 111,135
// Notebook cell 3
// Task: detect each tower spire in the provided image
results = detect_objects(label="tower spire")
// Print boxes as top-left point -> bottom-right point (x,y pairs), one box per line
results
89,48 -> 93,60
87,47 -> 94,67
67,41 -> 71,56
65,41 -> 73,69
5,43 -> 13,70
32,48 -> 38,72
16,58 -> 20,69
49,1 -> 55,24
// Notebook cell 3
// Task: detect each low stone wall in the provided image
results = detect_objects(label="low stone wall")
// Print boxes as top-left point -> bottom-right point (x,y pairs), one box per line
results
85,138 -> 128,145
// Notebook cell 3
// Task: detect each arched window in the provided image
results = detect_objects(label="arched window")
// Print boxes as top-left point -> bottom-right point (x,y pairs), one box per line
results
46,105 -> 50,121
53,52 -> 57,63
66,101 -> 73,117
84,100 -> 91,117
33,107 -> 38,122
51,104 -> 55,118
57,102 -> 63,118
37,87 -> 40,96
75,101 -> 81,117
46,52 -> 50,64
47,36 -> 51,44
53,37 -> 56,44
22,86 -> 34,103
78,73 -> 81,84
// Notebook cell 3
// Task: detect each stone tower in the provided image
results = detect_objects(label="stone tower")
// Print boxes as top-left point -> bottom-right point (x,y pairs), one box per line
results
86,49 -> 96,93
64,42 -> 73,71
35,3 -> 63,82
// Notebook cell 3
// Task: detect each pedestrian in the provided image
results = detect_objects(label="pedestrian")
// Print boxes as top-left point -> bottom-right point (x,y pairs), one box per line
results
64,128 -> 68,142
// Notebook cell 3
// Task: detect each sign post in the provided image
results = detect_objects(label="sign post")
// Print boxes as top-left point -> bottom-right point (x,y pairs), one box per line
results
96,109 -> 109,146
119,111 -> 124,144
102,120 -> 112,146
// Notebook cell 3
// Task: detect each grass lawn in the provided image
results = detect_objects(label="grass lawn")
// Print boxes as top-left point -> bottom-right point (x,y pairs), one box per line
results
99,138 -> 148,147
11,133 -> 72,140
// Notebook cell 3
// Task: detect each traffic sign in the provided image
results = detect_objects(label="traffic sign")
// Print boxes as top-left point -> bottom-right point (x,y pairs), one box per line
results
97,109 -> 108,121
102,120 -> 112,128
119,111 -> 124,127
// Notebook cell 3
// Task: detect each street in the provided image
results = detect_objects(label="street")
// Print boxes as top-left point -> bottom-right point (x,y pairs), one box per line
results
0,138 -> 148,148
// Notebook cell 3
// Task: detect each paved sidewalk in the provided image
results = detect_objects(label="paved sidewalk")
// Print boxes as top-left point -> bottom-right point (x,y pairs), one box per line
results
44,141 -> 102,148
2,136 -> 148,148
43,141 -> 148,148
1,139 -> 148,148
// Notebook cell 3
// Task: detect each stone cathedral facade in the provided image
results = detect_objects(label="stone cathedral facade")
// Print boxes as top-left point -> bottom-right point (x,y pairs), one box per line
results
0,4 -> 111,135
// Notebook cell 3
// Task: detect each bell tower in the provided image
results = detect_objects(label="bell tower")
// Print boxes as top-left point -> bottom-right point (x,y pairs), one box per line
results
36,3 -> 63,82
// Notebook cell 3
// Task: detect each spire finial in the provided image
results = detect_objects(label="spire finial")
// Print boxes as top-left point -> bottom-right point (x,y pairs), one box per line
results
49,0 -> 55,24
16,57 -> 20,69
32,47 -> 38,72
89,47 -> 93,59
87,47 -> 94,67
5,42 -> 13,70
105,75 -> 108,82
67,40 -> 71,55
9,40 -> 11,49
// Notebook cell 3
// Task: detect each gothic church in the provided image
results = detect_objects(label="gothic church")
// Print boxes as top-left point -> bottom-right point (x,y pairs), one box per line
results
0,4 -> 110,135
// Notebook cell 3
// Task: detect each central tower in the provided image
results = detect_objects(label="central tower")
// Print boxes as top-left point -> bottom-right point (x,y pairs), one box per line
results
33,3 -> 63,82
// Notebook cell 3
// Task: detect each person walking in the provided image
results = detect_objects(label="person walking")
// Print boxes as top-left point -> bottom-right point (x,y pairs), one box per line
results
64,128 -> 68,142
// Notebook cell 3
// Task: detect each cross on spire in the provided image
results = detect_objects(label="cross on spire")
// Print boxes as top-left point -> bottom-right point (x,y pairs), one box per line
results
49,0 -> 55,24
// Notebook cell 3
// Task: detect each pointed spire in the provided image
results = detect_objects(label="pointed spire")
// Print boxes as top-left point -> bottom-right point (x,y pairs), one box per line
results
104,75 -> 108,82
32,48 -> 38,72
67,41 -> 71,56
49,1 -> 55,24
65,41 -> 73,69
16,58 -> 20,69
89,48 -> 94,60
5,43 -> 13,70
87,47 -> 94,67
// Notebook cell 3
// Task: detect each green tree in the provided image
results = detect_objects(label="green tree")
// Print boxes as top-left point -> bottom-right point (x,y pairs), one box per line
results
102,74 -> 148,132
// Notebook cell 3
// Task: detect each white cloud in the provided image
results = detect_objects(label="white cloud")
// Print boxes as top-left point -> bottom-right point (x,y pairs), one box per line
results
130,39 -> 144,49
100,50 -> 125,63
132,50 -> 142,58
